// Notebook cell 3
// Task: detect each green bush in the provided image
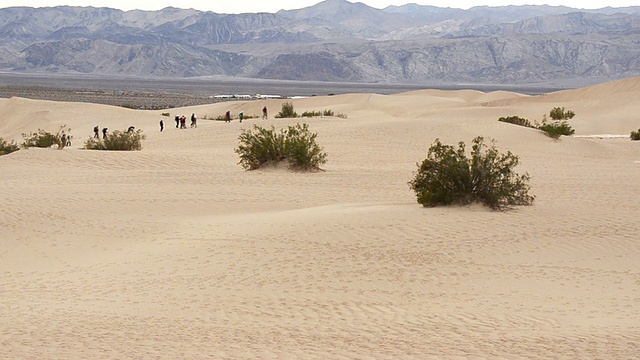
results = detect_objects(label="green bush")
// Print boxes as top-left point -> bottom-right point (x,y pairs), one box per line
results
22,125 -> 69,149
549,107 -> 575,121
284,123 -> 328,169
537,107 -> 576,138
275,102 -> 298,119
0,137 -> 20,156
235,123 -> 327,171
537,116 -> 575,139
235,125 -> 286,169
300,109 -> 340,118
498,116 -> 533,128
631,129 -> 640,141
500,108 -> 576,139
301,110 -> 323,118
84,129 -> 146,151
409,136 -> 534,210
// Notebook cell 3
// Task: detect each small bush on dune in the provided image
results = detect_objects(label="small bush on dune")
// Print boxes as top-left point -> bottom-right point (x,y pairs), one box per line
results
538,107 -> 575,139
498,116 -> 533,128
409,136 -> 534,211
301,110 -> 323,118
235,123 -> 327,171
537,119 -> 575,139
275,102 -> 298,119
300,109 -> 345,118
22,125 -> 70,149
235,125 -> 286,170
549,107 -> 575,121
500,108 -> 575,139
84,129 -> 146,151
284,123 -> 327,169
0,137 -> 20,156
631,129 -> 640,141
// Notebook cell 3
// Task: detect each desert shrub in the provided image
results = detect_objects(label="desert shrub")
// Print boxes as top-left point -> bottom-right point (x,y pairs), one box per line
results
301,109 -> 341,118
631,129 -> 640,141
537,116 -> 575,139
22,125 -> 69,149
301,110 -> 322,118
84,129 -> 146,151
336,112 -> 348,119
501,109 -> 576,139
235,125 -> 286,169
0,137 -> 20,156
235,123 -> 327,171
275,102 -> 298,118
161,112 -> 170,117
498,116 -> 533,128
409,136 -> 534,210
284,123 -> 328,169
549,107 -> 575,121
409,139 -> 472,207
537,108 -> 576,139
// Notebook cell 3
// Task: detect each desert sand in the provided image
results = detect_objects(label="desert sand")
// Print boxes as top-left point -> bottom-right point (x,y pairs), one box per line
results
1,77 -> 639,358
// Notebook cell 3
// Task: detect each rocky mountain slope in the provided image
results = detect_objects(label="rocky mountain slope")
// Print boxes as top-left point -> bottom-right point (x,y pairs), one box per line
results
1,0 -> 640,85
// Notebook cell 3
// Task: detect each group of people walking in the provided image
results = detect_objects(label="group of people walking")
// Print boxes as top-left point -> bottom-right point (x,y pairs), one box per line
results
223,106 -> 267,123
173,114 -> 198,129
89,106 -> 270,141
93,125 -> 108,139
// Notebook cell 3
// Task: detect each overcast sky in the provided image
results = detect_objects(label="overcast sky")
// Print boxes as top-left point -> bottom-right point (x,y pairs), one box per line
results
0,0 -> 637,14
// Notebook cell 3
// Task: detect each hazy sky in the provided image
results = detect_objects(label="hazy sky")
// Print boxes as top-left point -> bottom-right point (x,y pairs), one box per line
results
0,0 -> 636,14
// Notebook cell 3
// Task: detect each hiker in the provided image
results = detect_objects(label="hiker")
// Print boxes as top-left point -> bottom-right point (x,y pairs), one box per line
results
190,113 -> 197,128
160,119 -> 164,132
238,111 -> 244,123
60,133 -> 67,148
128,126 -> 135,133
93,125 -> 100,139
175,115 -> 180,128
225,111 -> 231,123
66,134 -> 71,147
262,106 -> 268,120
180,116 -> 186,129
102,127 -> 108,139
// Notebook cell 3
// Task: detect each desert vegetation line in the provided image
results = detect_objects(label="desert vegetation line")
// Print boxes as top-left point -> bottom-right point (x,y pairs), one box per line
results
499,107 -> 576,139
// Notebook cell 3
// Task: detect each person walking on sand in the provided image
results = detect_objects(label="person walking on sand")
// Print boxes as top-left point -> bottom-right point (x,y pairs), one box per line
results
94,125 -> 100,139
225,111 -> 231,123
60,133 -> 67,148
66,134 -> 71,147
190,113 -> 197,128
175,115 -> 180,128
160,119 -> 164,132
238,111 -> 244,123
262,106 -> 268,120
102,127 -> 108,139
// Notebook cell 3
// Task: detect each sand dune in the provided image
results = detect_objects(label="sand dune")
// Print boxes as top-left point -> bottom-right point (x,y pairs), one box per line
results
1,77 -> 640,358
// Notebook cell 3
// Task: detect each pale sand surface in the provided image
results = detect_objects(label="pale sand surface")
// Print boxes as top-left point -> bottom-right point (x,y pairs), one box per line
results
1,77 -> 640,358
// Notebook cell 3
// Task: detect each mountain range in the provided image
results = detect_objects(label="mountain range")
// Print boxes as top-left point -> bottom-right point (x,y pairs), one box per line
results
1,0 -> 640,86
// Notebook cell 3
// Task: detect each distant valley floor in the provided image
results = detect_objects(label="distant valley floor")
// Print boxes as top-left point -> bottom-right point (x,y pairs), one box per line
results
0,73 -> 568,109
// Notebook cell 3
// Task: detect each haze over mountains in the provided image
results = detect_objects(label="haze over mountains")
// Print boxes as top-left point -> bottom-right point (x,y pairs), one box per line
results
1,0 -> 640,86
